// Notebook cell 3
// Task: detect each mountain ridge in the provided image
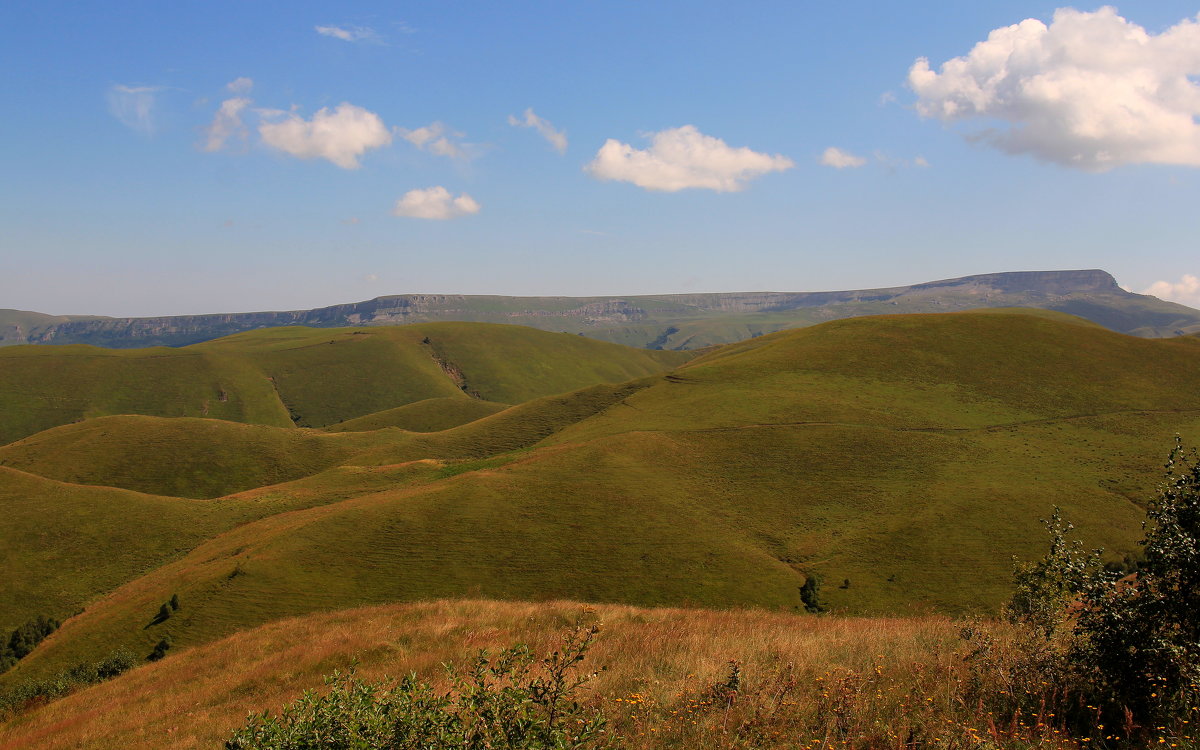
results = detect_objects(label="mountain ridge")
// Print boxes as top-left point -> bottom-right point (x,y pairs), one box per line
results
4,269 -> 1199,350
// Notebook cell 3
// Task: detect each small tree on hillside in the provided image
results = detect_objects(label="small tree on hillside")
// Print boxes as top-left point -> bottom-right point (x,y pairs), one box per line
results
1071,437 -> 1200,726
1011,438 -> 1200,733
800,573 -> 825,613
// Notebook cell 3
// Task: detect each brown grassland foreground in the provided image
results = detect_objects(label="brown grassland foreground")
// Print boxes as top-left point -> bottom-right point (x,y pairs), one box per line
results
2,599 -> 1190,750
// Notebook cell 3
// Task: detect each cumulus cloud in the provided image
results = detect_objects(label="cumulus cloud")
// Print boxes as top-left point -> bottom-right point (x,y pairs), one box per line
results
508,108 -> 567,153
315,24 -> 381,43
258,103 -> 392,168
585,125 -> 793,192
398,122 -> 469,159
908,7 -> 1200,171
820,147 -> 867,169
202,97 -> 252,151
226,77 -> 253,94
107,84 -> 164,134
1144,274 -> 1200,307
392,186 -> 480,220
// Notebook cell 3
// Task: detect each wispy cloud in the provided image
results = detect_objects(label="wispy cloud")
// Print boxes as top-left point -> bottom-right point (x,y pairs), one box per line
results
508,108 -> 567,154
392,186 -> 480,220
398,122 -> 472,159
107,84 -> 165,134
585,125 -> 793,192
259,103 -> 392,168
226,77 -> 253,95
910,7 -> 1200,171
1144,274 -> 1200,308
820,147 -> 866,169
202,97 -> 252,152
315,24 -> 382,44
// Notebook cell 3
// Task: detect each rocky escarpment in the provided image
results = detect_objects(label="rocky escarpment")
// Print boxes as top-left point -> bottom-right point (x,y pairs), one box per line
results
4,270 -> 1198,349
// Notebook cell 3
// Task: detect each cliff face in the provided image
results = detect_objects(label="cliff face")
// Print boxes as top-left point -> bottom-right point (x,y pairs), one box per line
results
4,270 -> 1197,350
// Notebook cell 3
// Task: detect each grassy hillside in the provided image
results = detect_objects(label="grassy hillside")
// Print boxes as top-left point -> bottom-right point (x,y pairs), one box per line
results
0,323 -> 689,444
4,311 -> 1200,687
325,397 -> 510,433
0,416 -> 388,498
0,458 -> 458,637
0,600 -> 1130,750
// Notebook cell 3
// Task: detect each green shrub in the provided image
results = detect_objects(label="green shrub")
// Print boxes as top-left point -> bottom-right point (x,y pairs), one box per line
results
1071,437 -> 1200,728
799,574 -> 824,613
0,647 -> 136,717
3,615 -> 61,661
148,637 -> 172,662
1009,438 -> 1200,737
226,623 -> 617,749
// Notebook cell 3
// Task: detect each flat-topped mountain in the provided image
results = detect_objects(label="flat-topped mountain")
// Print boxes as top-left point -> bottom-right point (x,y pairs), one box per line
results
5,269 -> 1198,350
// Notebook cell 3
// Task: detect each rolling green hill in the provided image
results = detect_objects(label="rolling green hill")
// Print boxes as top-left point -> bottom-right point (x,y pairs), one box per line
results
4,310 -> 1200,686
0,416 -> 390,499
0,322 -> 690,444
325,397 -> 510,433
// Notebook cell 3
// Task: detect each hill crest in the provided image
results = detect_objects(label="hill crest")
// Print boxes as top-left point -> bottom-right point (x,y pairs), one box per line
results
6,269 -> 1197,350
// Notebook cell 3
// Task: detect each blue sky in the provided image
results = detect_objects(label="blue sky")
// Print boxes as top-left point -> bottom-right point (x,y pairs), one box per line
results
3,1 -> 1200,316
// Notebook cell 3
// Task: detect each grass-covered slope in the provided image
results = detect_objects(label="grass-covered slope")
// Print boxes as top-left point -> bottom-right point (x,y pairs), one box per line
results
0,416 -> 386,498
0,600 -> 968,750
324,397 -> 510,433
0,323 -> 690,444
6,311 -> 1200,686
0,458 -> 459,637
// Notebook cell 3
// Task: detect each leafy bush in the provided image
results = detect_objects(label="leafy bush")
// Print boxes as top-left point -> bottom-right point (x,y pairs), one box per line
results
0,647 -> 136,716
1008,438 -> 1200,736
799,574 -> 825,613
0,615 -> 61,675
1071,437 -> 1200,728
148,637 -> 172,662
226,623 -> 616,749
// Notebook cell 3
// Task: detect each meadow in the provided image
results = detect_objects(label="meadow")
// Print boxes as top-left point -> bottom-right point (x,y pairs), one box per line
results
0,599 -> 1190,749
1,310 -> 1199,747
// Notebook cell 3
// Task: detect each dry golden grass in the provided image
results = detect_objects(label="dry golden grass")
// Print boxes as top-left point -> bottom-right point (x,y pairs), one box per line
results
0,599 -> 1120,749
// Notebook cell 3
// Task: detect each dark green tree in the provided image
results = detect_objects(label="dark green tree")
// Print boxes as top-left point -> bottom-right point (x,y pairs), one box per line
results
1071,437 -> 1200,726
800,573 -> 825,613
148,637 -> 172,662
1010,438 -> 1200,733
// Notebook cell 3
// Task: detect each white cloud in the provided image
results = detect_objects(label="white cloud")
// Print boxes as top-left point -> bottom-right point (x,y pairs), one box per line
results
226,77 -> 253,94
202,97 -> 252,152
820,147 -> 867,169
909,7 -> 1200,171
258,103 -> 392,168
398,122 -> 469,159
392,186 -> 480,220
508,108 -> 567,154
107,84 -> 164,134
914,156 -> 930,168
1144,274 -> 1200,307
585,125 -> 793,192
315,24 -> 381,43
